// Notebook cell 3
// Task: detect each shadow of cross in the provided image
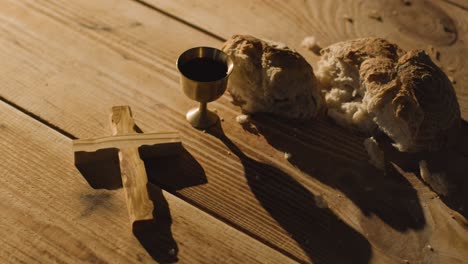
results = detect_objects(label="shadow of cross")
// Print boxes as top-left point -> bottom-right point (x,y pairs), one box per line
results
73,106 -> 182,257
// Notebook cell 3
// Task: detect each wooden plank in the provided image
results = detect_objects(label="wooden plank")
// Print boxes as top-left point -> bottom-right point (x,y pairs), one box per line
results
144,0 -> 468,119
0,101 -> 297,263
0,0 -> 467,263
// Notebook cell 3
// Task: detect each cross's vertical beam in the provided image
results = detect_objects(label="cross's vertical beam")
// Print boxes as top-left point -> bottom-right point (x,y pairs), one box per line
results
111,106 -> 154,225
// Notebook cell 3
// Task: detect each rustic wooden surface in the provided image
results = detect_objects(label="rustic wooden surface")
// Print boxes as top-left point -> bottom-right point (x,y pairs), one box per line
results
0,0 -> 467,263
0,102 -> 296,263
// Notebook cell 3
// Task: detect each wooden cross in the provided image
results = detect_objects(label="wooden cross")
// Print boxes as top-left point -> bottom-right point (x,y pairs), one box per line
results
72,106 -> 181,228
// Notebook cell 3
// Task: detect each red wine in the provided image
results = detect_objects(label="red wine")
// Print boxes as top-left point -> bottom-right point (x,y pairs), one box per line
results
180,57 -> 228,82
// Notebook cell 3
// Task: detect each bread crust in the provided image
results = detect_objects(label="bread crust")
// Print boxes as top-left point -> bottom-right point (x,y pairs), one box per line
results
319,37 -> 461,152
222,35 -> 324,119
320,37 -> 405,66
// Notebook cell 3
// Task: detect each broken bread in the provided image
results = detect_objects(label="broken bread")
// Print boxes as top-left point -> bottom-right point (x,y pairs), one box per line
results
316,37 -> 461,153
221,35 -> 324,119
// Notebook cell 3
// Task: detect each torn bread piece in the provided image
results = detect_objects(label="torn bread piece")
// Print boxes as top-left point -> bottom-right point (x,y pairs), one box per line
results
317,37 -> 461,153
222,35 -> 324,119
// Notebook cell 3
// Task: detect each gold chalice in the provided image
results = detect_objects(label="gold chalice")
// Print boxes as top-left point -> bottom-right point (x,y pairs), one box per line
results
177,47 -> 234,129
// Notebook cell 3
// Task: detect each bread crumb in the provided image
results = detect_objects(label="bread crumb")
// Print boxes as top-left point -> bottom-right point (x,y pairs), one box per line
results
301,36 -> 322,55
363,137 -> 385,169
168,248 -> 176,256
343,15 -> 354,23
426,245 -> 434,251
227,151 -> 231,155
284,152 -> 292,160
368,10 -> 383,22
235,114 -> 250,124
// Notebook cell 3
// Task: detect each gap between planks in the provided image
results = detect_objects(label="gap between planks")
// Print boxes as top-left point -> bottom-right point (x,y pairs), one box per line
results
132,0 -> 226,42
0,95 -> 78,139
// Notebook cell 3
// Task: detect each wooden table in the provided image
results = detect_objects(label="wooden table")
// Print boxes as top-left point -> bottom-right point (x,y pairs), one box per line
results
1,1 -> 467,263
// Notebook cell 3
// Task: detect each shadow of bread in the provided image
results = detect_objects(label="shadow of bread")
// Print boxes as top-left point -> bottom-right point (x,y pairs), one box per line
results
249,114 -> 427,232
373,119 -> 468,218
207,122 -> 371,264
423,151 -> 468,219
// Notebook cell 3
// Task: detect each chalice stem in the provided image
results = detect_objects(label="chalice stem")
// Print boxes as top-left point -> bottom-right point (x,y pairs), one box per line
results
199,102 -> 207,115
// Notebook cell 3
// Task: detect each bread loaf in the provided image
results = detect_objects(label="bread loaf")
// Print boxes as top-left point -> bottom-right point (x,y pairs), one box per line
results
221,35 -> 324,119
317,37 -> 461,153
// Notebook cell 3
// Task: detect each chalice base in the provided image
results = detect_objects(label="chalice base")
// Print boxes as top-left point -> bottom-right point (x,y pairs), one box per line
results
186,107 -> 219,129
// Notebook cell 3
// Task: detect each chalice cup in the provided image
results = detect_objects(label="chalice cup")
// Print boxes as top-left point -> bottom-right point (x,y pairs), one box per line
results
177,47 -> 234,129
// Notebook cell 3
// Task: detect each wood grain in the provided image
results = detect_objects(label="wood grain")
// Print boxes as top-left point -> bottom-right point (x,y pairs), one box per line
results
0,0 -> 467,263
144,0 -> 468,119
73,132 -> 181,153
112,106 -> 156,226
0,101 -> 297,263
